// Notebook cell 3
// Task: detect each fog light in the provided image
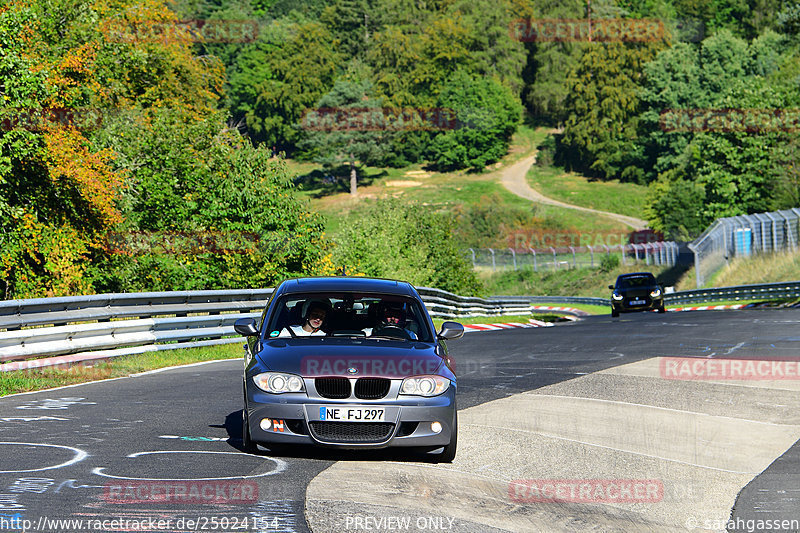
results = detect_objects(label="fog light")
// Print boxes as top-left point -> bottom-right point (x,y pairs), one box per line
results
431,421 -> 442,434
260,418 -> 272,431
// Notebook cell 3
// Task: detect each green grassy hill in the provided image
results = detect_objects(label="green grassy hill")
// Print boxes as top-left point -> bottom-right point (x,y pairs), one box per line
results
286,126 -> 673,296
289,126 -> 640,244
676,252 -> 800,291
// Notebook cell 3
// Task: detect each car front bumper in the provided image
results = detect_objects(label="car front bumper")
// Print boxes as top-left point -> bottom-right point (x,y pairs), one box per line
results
612,297 -> 664,312
245,387 -> 456,449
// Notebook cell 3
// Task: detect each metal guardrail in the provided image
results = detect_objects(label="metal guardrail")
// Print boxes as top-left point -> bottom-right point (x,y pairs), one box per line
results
2,281 -> 799,372
663,280 -> 800,305
0,287 -> 539,371
491,295 -> 611,306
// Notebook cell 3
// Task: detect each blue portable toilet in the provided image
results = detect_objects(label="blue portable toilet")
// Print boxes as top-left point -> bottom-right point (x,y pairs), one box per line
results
735,228 -> 752,256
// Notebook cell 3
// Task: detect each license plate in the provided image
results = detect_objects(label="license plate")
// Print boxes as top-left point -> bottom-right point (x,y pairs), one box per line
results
630,299 -> 645,305
319,407 -> 385,422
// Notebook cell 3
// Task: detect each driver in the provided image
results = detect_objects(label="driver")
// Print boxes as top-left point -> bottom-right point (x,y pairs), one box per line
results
363,303 -> 418,339
279,299 -> 329,337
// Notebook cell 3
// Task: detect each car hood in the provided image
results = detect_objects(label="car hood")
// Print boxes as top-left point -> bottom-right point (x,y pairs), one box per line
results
256,338 -> 446,379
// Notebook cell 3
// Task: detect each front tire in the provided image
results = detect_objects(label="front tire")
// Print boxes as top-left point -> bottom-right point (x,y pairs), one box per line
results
435,413 -> 457,463
242,405 -> 259,454
611,308 -> 620,318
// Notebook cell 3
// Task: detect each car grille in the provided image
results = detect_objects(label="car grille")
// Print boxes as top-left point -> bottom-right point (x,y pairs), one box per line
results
309,422 -> 395,443
354,378 -> 390,400
315,377 -> 350,399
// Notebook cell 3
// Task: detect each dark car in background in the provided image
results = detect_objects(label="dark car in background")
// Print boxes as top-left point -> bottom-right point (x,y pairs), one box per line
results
609,272 -> 665,317
234,277 -> 464,462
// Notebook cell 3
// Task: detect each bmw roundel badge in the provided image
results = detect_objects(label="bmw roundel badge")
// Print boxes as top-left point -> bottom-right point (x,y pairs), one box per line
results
347,366 -> 358,375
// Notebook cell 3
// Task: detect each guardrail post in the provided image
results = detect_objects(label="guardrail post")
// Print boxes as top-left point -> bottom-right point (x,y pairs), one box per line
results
468,248 -> 476,268
569,246 -> 576,268
550,247 -> 557,271
589,245 -> 594,268
489,248 -> 496,272
508,248 -> 517,271
529,248 -> 537,272
621,244 -> 626,265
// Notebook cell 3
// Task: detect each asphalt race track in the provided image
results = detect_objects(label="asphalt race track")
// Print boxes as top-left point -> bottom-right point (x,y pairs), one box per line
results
1,309 -> 799,533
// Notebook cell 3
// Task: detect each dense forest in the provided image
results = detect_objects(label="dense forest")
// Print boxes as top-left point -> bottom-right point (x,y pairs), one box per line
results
1,0 -> 799,299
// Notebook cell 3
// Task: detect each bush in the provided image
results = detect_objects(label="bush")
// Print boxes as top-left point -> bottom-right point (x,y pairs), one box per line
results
332,198 -> 484,296
600,253 -> 621,272
535,135 -> 557,167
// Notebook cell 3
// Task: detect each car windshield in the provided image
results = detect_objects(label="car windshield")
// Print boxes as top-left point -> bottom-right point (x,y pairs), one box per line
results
265,292 -> 433,342
617,276 -> 655,289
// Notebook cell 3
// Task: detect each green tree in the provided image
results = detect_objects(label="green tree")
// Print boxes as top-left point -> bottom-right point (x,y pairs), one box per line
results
91,107 -> 331,292
428,72 -> 522,170
561,40 -> 665,182
233,21 -> 343,150
298,80 -> 392,195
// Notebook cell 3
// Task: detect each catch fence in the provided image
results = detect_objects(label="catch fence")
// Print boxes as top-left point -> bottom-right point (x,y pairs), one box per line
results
466,243 -> 679,272
688,208 -> 800,287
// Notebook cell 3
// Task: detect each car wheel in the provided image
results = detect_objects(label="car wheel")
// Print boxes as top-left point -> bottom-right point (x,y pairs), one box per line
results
435,413 -> 457,463
611,309 -> 619,318
241,402 -> 259,454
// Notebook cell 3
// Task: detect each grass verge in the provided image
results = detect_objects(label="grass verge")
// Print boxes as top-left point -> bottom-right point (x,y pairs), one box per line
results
0,343 -> 241,397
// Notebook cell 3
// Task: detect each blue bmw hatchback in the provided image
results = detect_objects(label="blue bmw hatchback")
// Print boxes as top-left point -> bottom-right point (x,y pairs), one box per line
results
234,277 -> 464,462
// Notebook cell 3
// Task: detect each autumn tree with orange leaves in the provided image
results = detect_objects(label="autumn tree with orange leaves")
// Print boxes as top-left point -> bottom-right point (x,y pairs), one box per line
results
0,0 -> 330,299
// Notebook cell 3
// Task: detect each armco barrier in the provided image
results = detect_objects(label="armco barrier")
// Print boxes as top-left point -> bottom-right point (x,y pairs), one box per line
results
2,281 -> 799,371
0,287 -> 537,371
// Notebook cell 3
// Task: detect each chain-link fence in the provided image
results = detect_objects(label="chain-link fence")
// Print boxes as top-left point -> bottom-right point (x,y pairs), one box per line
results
688,208 -> 800,288
465,243 -> 680,272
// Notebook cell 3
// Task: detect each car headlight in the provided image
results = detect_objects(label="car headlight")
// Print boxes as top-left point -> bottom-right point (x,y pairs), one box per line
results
253,372 -> 306,394
612,292 -> 623,301
399,375 -> 450,397
650,289 -> 662,298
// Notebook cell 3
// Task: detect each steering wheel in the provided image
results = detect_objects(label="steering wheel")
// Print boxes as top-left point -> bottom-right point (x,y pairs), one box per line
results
372,326 -> 411,340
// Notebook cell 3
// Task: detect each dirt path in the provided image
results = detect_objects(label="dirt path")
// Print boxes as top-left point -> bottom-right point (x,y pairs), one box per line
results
496,155 -> 649,230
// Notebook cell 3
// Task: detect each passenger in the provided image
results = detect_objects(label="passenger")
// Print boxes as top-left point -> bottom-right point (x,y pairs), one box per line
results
279,300 -> 329,337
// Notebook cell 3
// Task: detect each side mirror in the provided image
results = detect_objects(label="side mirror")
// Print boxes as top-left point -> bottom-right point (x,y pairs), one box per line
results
437,321 -> 464,340
234,318 -> 259,337
608,285 -> 615,290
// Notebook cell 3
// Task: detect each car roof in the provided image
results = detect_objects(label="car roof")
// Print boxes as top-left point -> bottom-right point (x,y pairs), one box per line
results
616,272 -> 656,280
276,276 -> 417,297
